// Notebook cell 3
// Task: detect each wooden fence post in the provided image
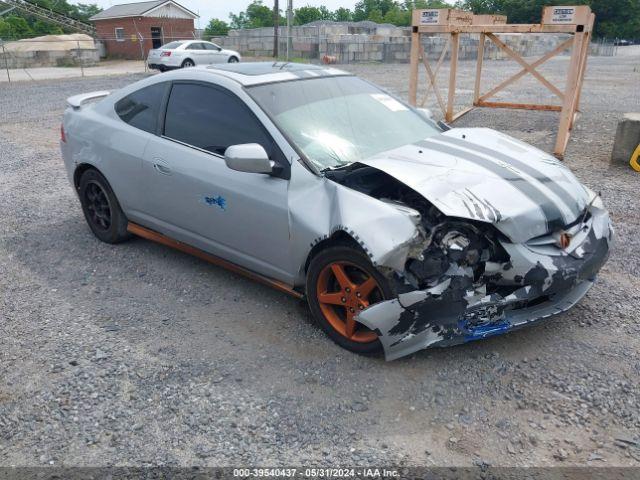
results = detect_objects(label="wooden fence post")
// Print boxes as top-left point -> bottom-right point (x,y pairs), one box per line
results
446,32 -> 459,122
408,28 -> 420,106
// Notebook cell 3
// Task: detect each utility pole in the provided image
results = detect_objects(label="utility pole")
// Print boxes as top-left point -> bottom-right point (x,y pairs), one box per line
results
286,0 -> 293,61
273,0 -> 279,58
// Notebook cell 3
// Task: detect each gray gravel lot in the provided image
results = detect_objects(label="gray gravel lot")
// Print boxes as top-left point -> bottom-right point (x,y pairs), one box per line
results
1,53 -> 640,468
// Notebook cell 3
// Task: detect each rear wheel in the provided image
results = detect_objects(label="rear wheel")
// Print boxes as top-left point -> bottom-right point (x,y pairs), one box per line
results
307,246 -> 392,354
78,169 -> 130,244
181,59 -> 195,68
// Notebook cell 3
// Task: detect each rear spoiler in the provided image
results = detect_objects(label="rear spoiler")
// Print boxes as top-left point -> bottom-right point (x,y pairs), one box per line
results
66,91 -> 111,110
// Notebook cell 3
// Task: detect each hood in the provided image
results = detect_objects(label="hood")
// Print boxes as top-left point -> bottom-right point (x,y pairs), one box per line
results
358,128 -> 590,243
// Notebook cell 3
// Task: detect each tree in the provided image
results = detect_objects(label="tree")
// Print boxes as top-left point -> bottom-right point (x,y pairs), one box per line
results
204,18 -> 230,37
230,0 -> 274,29
334,7 -> 353,22
589,0 -> 640,38
220,0 -> 639,37
454,0 -> 638,38
70,3 -> 103,22
383,6 -> 410,25
0,0 -> 102,39
353,0 -> 397,21
294,6 -> 331,25
2,15 -> 32,38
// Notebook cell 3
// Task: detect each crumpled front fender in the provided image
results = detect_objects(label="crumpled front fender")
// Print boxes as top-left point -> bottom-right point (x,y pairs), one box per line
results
357,206 -> 613,361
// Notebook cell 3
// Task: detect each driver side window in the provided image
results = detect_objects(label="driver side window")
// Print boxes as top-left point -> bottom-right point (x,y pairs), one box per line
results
163,83 -> 276,159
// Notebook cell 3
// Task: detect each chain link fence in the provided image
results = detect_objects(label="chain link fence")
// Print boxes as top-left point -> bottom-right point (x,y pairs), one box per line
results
0,31 -> 618,82
0,34 -> 200,82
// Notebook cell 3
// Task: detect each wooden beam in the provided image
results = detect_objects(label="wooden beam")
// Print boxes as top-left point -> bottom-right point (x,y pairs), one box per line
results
486,33 -> 565,100
419,45 -> 448,115
477,37 -> 573,103
572,12 -> 595,120
554,31 -> 586,158
408,29 -> 420,106
451,106 -> 475,122
473,33 -> 485,103
127,222 -> 304,299
417,24 -> 581,34
446,32 -> 460,122
419,38 -> 449,108
475,100 -> 562,112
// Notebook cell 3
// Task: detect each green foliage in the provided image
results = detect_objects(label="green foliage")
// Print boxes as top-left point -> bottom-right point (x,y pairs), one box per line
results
334,8 -> 354,22
204,18 -> 230,37
230,0 -> 277,29
0,15 -> 32,39
294,6 -> 332,25
70,3 -> 103,22
0,0 -> 102,40
214,0 -> 638,39
454,0 -> 640,38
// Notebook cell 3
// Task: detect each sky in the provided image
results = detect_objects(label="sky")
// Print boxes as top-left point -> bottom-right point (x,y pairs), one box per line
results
81,1 -> 362,28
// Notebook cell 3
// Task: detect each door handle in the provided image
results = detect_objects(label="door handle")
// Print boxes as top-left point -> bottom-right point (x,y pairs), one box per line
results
153,162 -> 172,175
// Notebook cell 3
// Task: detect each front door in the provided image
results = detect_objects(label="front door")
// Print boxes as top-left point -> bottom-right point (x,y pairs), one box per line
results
141,82 -> 292,281
203,42 -> 224,63
150,27 -> 162,49
185,42 -> 209,65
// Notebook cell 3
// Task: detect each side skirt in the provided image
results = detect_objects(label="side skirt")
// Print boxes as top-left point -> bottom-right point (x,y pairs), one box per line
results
127,222 -> 304,300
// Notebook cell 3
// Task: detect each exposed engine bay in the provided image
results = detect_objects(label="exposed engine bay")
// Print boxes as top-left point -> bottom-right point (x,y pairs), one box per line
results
325,164 -> 507,292
325,162 -> 612,360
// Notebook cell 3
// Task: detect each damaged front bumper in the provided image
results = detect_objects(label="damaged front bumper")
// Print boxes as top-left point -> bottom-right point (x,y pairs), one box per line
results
357,206 -> 613,361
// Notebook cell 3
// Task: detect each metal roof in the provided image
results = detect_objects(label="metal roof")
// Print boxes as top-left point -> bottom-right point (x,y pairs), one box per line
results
89,0 -> 198,21
203,62 -> 350,87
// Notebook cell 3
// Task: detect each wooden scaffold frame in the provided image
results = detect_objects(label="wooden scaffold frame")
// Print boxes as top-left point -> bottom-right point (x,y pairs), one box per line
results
408,6 -> 595,159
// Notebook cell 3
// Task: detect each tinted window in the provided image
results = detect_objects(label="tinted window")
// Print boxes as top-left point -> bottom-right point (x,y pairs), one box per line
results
164,83 -> 273,157
115,83 -> 166,134
203,43 -> 219,50
162,41 -> 184,49
187,42 -> 203,50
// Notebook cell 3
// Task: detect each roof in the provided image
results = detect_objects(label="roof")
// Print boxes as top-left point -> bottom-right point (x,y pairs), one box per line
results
203,62 -> 350,87
4,34 -> 95,53
90,0 -> 198,21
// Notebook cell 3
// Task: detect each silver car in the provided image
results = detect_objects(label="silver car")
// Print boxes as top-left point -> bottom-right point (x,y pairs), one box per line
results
147,40 -> 241,71
60,63 -> 613,361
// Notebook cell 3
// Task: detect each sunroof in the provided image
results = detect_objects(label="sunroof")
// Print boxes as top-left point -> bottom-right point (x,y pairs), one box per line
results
207,62 -> 325,76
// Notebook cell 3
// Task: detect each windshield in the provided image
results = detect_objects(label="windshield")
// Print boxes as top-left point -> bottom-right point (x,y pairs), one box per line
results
162,41 -> 184,49
248,76 -> 440,171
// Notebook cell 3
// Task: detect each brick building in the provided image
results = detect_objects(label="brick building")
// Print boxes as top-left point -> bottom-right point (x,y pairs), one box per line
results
90,0 -> 198,60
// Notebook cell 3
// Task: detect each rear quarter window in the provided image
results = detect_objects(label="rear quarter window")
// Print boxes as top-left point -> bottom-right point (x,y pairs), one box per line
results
115,83 -> 166,134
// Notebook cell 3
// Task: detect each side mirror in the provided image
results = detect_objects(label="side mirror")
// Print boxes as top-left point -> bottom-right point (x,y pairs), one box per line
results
224,143 -> 273,174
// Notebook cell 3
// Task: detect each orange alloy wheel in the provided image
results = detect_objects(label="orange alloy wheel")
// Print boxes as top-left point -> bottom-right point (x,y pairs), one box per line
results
316,261 -> 384,343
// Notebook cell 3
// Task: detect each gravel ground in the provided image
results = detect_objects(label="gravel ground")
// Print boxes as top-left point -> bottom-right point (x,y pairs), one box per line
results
1,52 -> 639,469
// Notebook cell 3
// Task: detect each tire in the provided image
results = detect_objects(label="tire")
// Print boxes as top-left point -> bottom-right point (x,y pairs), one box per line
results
181,59 -> 195,68
78,169 -> 130,244
158,65 -> 166,72
228,56 -> 239,63
306,246 -> 393,355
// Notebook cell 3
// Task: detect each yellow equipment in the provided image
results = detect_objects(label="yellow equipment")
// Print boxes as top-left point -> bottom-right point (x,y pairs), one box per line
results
631,144 -> 640,172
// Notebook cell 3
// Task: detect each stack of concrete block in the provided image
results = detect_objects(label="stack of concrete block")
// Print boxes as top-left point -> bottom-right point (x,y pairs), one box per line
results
1,34 -> 99,69
611,113 -> 640,166
212,23 -> 608,64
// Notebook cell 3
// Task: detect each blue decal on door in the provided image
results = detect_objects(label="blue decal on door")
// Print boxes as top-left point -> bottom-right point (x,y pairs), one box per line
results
203,195 -> 227,211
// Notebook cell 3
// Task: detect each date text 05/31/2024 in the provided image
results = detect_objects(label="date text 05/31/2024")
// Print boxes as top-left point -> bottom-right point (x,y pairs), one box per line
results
233,468 -> 400,478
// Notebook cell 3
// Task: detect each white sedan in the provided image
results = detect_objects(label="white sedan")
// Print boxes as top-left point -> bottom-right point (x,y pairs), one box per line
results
147,40 -> 241,71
